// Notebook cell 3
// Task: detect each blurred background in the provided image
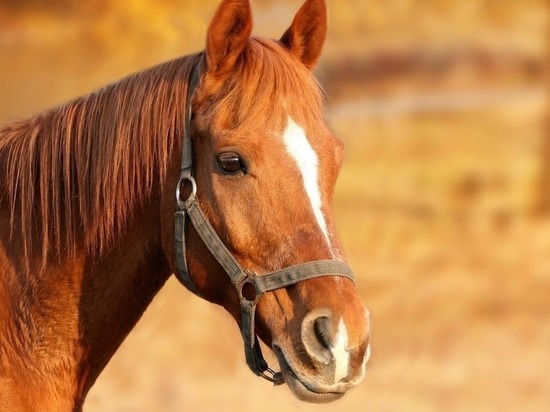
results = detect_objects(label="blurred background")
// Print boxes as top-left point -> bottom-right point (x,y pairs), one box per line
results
0,0 -> 548,411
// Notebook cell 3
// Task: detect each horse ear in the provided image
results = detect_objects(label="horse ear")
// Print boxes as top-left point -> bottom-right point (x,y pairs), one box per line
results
280,0 -> 328,69
205,0 -> 253,75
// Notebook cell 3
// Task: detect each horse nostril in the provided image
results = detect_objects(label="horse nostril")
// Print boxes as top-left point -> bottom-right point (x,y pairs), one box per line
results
313,316 -> 332,350
302,309 -> 334,365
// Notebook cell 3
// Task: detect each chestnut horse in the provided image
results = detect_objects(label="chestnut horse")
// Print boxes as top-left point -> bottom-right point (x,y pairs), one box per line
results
0,0 -> 370,410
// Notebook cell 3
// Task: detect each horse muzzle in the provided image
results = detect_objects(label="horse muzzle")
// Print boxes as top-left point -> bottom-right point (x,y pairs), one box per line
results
272,307 -> 371,403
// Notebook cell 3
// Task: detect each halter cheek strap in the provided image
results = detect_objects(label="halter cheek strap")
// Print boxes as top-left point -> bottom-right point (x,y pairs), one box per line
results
174,60 -> 355,385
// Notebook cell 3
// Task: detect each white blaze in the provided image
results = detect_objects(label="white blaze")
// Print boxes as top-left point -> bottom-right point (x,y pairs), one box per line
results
282,117 -> 331,247
332,318 -> 350,383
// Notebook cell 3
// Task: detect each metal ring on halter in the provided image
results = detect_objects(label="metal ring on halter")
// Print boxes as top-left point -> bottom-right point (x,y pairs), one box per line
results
238,276 -> 263,306
176,175 -> 197,207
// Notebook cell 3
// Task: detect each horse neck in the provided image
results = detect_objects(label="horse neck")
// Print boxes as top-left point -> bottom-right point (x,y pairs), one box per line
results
0,193 -> 172,408
77,198 -> 173,391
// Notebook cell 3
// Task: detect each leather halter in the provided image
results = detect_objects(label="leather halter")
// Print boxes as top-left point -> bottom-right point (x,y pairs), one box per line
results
174,60 -> 355,385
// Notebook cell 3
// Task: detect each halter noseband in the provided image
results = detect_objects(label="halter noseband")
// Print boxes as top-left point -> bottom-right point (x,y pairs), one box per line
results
174,60 -> 355,385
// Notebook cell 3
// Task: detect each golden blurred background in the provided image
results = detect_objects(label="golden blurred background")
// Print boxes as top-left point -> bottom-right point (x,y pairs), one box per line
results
1,0 -> 549,411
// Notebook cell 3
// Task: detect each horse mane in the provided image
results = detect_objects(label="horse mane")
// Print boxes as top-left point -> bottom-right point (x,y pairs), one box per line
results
0,52 -> 203,266
0,37 -> 325,269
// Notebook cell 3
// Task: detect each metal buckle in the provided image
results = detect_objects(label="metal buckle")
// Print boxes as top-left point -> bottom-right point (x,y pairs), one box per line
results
260,368 -> 285,386
176,175 -> 197,207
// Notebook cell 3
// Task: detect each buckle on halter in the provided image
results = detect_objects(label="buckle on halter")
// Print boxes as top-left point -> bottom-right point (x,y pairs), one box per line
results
260,368 -> 285,386
176,175 -> 197,207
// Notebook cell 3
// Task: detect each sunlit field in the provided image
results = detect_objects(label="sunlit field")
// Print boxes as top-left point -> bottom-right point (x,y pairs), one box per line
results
1,1 -> 548,411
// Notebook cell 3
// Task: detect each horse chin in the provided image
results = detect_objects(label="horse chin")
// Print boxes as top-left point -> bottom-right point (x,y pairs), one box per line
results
273,346 -> 346,404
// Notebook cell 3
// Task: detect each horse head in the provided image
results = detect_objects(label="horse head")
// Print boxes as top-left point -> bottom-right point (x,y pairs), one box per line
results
161,0 -> 371,403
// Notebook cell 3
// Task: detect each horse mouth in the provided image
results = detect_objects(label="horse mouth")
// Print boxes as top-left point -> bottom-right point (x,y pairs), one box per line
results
272,346 -> 346,404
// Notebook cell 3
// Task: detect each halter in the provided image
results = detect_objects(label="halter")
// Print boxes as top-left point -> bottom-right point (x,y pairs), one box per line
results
174,59 -> 355,385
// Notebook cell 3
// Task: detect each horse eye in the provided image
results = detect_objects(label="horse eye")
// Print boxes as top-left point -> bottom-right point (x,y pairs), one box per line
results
216,152 -> 245,174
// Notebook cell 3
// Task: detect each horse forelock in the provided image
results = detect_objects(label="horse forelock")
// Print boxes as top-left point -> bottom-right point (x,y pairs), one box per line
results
196,37 -> 325,133
0,53 -> 203,267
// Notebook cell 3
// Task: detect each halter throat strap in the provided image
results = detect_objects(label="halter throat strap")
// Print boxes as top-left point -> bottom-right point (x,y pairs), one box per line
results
174,61 -> 355,385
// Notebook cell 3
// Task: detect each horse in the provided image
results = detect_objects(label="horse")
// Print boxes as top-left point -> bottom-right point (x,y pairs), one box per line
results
0,0 -> 371,409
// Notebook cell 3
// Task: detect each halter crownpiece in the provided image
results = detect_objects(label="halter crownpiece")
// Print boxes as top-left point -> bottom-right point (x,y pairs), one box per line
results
174,59 -> 355,385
